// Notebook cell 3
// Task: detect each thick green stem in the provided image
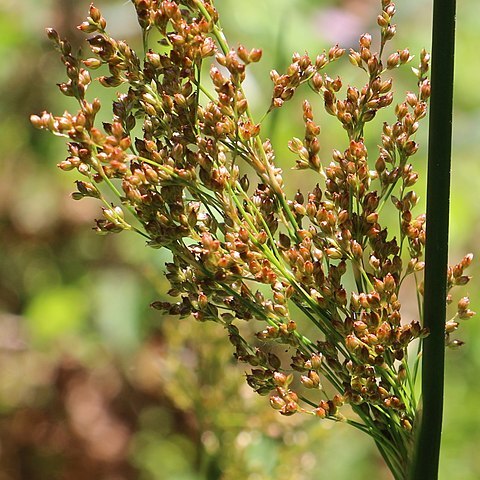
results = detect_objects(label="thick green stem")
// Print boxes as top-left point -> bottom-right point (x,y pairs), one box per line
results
409,0 -> 456,478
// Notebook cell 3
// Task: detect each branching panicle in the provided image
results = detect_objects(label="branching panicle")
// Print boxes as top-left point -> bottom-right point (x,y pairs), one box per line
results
31,1 -> 474,479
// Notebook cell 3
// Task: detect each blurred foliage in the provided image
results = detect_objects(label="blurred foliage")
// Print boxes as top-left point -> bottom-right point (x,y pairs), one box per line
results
0,0 -> 478,478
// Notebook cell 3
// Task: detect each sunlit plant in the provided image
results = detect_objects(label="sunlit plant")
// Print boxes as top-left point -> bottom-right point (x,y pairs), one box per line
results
31,1 -> 474,478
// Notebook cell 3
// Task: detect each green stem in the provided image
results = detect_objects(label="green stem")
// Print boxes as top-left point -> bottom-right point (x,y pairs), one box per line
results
409,0 -> 456,478
142,29 -> 149,58
375,439 -> 404,480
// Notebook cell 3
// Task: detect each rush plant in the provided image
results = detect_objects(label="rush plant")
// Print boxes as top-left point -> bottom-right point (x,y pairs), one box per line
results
31,1 -> 473,478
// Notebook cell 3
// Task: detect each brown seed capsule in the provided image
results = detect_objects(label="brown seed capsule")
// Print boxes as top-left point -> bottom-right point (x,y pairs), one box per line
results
89,4 -> 102,22
399,49 -> 411,63
273,372 -> 287,386
315,407 -> 327,418
387,52 -> 400,69
445,321 -> 458,334
360,33 -> 372,48
349,50 -> 363,67
419,81 -> 431,101
270,395 -> 285,410
249,48 -> 262,63
377,14 -> 389,28
385,25 -> 396,40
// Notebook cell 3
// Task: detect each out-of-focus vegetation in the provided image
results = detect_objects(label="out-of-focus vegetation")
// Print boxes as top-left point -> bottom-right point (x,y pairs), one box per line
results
0,0 -> 478,478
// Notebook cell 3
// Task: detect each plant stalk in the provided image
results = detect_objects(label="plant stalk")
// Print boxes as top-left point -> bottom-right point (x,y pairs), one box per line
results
409,0 -> 456,478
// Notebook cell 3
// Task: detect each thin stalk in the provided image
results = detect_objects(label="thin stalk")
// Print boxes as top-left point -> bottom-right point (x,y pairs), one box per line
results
265,7 -> 289,139
375,439 -> 404,480
142,29 -> 149,58
410,0 -> 456,478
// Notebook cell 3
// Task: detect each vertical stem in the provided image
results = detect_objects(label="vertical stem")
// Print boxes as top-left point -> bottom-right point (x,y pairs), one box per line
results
410,0 -> 456,478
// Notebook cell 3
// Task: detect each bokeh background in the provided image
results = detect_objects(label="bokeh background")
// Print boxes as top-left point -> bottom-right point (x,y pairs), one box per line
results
1,0 -> 479,478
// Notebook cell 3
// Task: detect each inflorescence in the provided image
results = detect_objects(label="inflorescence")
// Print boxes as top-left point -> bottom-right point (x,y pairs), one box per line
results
31,1 -> 474,476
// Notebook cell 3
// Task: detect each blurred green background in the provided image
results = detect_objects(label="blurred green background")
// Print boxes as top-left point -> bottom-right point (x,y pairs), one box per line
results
0,0 -> 479,478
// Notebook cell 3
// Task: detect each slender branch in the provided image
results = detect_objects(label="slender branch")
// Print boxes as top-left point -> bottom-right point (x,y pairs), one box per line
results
410,0 -> 456,478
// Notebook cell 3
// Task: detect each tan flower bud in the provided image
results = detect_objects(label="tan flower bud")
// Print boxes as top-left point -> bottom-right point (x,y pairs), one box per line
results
83,58 -> 103,70
315,54 -> 327,69
360,33 -> 372,48
385,25 -> 396,40
75,180 -> 100,198
395,102 -> 408,120
273,371 -> 287,386
353,321 -> 368,333
249,48 -> 262,63
404,141 -> 418,156
237,44 -> 249,63
309,370 -> 321,388
329,45 -> 345,61
385,3 -> 396,16
457,296 -> 470,311
445,320 -> 458,334
349,50 -> 362,67
462,253 -> 474,268
367,56 -> 380,75
300,375 -> 314,389
331,76 -> 342,92
346,334 -> 363,353
377,322 -> 392,343
325,248 -> 343,259
269,69 -> 280,84
377,14 -> 389,28
417,82 -> 430,103
200,37 -> 215,58
270,395 -> 285,410
78,21 -> 98,33
350,240 -> 363,259
387,52 -> 400,69
30,114 -> 46,129
89,4 -> 102,22
459,309 -> 475,320
315,407 -> 327,418
399,49 -> 411,63
103,205 -> 124,224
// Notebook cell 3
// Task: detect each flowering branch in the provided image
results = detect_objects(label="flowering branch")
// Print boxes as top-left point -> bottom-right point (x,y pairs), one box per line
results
31,1 -> 474,478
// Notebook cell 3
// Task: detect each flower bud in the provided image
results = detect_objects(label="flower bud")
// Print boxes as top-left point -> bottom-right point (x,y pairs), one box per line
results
349,50 -> 362,67
387,52 -> 400,69
445,320 -> 458,334
359,33 -> 372,48
270,395 -> 285,410
399,49 -> 411,63
75,180 -> 100,198
45,28 -> 60,43
385,25 -> 396,40
89,4 -> 102,22
249,48 -> 262,63
377,14 -> 389,28
315,407 -> 327,418
273,371 -> 287,386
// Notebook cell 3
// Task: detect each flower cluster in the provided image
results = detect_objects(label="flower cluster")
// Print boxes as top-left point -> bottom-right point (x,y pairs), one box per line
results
31,1 -> 474,478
